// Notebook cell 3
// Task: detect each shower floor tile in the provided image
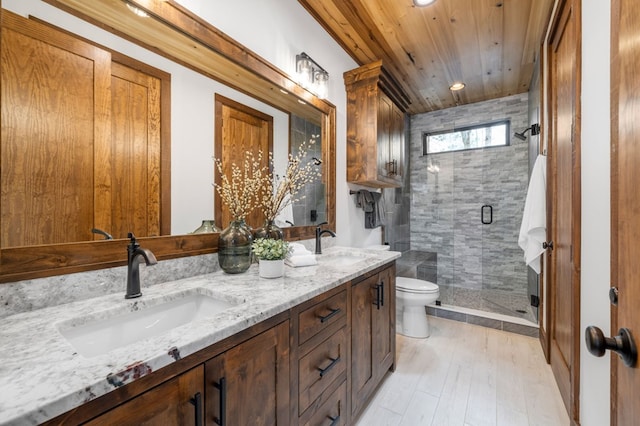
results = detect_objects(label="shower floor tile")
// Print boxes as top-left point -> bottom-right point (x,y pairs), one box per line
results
354,317 -> 569,426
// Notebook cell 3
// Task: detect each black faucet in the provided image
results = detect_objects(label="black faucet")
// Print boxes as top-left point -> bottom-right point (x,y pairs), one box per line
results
315,222 -> 336,254
126,233 -> 157,299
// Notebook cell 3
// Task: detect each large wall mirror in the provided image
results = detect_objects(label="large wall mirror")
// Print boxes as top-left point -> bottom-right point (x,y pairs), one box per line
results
0,0 -> 336,282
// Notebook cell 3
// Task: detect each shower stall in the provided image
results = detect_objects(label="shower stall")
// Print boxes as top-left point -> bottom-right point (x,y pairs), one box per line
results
401,93 -> 535,323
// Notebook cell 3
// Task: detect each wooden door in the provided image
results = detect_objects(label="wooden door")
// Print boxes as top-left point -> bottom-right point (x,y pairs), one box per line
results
546,0 -> 581,422
205,322 -> 289,426
214,95 -> 272,230
103,61 -> 163,239
611,0 -> 640,423
85,366 -> 205,425
0,11 -> 111,247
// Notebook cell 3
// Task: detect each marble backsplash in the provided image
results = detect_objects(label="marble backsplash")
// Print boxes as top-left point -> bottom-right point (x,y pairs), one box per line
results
0,238 -> 322,319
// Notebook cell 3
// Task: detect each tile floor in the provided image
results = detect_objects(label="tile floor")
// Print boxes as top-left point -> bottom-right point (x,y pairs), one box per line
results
355,316 -> 569,426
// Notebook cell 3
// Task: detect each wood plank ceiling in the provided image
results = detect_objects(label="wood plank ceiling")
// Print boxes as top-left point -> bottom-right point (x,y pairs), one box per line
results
298,0 -> 554,115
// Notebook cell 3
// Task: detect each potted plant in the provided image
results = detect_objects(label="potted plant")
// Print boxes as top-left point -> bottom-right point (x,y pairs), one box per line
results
252,238 -> 290,278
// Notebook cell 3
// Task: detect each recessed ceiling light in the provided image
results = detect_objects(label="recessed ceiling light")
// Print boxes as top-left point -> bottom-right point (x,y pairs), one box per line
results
126,3 -> 149,18
449,82 -> 466,91
414,0 -> 436,6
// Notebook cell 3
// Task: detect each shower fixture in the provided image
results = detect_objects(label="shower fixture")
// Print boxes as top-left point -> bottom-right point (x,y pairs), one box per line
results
514,123 -> 540,140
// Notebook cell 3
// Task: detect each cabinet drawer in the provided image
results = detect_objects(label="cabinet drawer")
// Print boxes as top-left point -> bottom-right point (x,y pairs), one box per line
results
299,327 -> 347,414
298,290 -> 347,344
302,380 -> 347,426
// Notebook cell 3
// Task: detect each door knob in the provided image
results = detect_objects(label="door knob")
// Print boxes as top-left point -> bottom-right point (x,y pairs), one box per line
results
543,241 -> 554,250
585,326 -> 637,367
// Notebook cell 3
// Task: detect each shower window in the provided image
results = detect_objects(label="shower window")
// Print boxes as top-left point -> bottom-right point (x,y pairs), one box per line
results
422,120 -> 510,155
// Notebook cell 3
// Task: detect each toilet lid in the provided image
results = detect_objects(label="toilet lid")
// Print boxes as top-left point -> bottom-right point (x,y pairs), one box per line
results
396,277 -> 439,294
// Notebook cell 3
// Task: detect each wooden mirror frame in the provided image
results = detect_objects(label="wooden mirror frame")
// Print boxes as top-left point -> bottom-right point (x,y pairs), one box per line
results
0,0 -> 336,283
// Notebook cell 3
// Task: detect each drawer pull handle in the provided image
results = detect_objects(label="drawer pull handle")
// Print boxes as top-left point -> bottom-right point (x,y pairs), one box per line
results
318,307 -> 341,323
318,356 -> 341,378
212,377 -> 226,426
189,392 -> 203,426
328,414 -> 340,426
373,283 -> 383,310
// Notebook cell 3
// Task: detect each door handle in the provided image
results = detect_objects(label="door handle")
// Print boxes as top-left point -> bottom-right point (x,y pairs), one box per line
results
543,241 -> 554,250
585,326 -> 637,367
481,205 -> 492,224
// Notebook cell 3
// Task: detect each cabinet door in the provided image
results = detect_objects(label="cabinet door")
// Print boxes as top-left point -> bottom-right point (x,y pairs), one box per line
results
377,92 -> 393,181
351,274 -> 377,416
373,266 -> 395,377
205,321 -> 289,426
389,103 -> 404,183
85,366 -> 205,425
351,267 -> 396,417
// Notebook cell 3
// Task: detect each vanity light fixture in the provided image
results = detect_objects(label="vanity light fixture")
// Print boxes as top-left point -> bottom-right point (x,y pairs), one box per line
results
414,0 -> 436,6
296,52 -> 329,99
449,82 -> 466,91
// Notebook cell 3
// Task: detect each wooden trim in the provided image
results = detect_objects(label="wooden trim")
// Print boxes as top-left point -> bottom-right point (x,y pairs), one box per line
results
1,1 -> 337,283
609,0 -> 620,423
544,0 -> 582,423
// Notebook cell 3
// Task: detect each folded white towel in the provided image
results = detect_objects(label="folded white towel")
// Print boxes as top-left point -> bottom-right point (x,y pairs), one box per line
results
289,243 -> 312,256
285,254 -> 317,267
518,154 -> 547,274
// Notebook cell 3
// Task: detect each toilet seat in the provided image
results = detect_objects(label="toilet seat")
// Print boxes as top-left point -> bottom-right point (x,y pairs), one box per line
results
396,277 -> 439,294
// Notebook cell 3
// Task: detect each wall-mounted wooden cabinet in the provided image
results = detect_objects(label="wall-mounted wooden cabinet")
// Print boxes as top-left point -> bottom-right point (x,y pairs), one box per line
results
344,61 -> 407,188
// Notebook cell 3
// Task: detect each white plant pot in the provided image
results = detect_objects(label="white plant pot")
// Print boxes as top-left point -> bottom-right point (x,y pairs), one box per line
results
259,259 -> 284,278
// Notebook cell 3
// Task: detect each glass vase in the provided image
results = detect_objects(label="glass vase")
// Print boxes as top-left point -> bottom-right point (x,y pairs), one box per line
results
192,219 -> 221,234
218,219 -> 253,274
253,219 -> 284,240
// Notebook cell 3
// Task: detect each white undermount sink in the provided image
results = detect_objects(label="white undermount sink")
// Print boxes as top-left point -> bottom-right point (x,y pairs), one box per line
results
58,290 -> 241,358
319,252 -> 369,268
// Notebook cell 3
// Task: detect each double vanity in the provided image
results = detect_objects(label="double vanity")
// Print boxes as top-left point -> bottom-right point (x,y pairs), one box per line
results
0,247 -> 400,425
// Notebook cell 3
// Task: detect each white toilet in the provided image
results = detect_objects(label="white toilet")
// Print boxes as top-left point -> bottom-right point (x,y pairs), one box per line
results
396,277 -> 440,338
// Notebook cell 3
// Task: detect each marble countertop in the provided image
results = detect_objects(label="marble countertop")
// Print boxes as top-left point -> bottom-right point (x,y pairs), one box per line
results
0,246 -> 399,425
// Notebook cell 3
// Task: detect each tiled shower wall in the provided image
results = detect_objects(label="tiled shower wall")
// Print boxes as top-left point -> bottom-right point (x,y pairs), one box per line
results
408,93 -> 532,320
291,115 -> 325,226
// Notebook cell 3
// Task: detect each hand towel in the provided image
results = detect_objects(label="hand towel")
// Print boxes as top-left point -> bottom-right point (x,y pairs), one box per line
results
285,254 -> 317,267
365,191 -> 385,228
518,154 -> 547,274
289,242 -> 312,256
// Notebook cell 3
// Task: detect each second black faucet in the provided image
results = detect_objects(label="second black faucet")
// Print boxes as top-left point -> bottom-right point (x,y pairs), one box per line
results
315,222 -> 336,254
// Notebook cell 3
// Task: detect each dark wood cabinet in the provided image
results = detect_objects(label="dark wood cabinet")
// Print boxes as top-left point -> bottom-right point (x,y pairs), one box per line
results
84,366 -> 205,426
351,265 -> 396,417
205,321 -> 290,426
44,263 -> 396,426
344,61 -> 405,188
292,288 -> 349,425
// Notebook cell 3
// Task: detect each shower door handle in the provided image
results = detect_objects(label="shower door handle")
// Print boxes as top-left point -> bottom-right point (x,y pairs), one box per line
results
481,205 -> 493,224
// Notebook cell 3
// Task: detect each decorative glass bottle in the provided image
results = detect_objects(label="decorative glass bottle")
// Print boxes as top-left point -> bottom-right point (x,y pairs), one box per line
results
217,219 -> 253,273
253,219 -> 284,240
192,220 -> 221,234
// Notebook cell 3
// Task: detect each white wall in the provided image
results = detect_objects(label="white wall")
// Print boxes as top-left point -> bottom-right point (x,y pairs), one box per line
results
580,1 -> 611,424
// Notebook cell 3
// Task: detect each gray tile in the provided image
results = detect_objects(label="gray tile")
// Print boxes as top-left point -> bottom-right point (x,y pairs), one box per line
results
503,322 -> 539,338
434,309 -> 467,322
466,315 -> 502,330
